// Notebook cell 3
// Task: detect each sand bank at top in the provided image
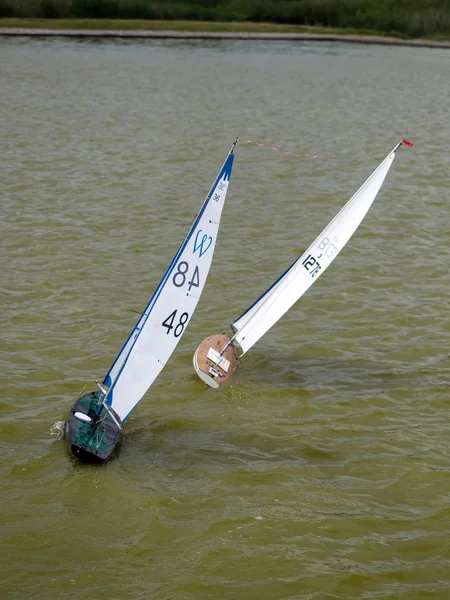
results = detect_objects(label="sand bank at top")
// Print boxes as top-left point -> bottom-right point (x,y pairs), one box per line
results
1,28 -> 449,48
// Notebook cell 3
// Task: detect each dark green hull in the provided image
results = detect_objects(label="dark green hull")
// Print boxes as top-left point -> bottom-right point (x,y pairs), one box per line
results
67,391 -> 121,462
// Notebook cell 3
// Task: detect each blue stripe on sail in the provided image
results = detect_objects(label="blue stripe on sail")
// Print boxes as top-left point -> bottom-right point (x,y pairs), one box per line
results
103,153 -> 233,390
105,151 -> 235,420
233,252 -> 301,327
234,148 -> 401,332
103,325 -> 141,388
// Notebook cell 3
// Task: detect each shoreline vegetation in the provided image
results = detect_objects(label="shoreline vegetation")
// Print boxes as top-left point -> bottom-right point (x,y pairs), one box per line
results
1,0 -> 449,48
0,1 -> 449,41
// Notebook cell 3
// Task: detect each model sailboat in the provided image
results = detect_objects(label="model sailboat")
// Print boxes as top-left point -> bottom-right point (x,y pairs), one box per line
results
193,139 -> 413,388
66,139 -> 238,461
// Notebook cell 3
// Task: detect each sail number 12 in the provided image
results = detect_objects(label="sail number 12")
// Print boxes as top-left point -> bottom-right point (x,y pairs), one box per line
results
302,254 -> 322,277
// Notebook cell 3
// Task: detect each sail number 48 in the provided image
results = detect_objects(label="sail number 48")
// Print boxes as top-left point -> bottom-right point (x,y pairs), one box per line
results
162,310 -> 188,337
172,261 -> 200,292
161,260 -> 200,337
161,261 -> 201,336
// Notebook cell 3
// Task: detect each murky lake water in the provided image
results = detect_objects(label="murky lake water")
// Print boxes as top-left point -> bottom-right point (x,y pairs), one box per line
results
1,35 -> 450,599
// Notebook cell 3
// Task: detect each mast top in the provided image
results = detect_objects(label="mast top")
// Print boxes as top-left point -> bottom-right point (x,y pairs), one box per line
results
393,139 -> 414,153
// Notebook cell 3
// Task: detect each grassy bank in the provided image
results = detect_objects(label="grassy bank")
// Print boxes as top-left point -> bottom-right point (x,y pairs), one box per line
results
0,18 -> 413,38
1,1 -> 449,39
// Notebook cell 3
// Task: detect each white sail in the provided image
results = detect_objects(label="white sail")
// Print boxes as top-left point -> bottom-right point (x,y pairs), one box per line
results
232,142 -> 405,355
104,142 -> 236,421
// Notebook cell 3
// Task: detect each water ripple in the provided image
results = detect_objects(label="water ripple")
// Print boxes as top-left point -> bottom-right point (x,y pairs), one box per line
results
1,36 -> 450,600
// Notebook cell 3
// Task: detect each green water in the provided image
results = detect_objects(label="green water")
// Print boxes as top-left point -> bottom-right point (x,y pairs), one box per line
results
1,37 -> 450,600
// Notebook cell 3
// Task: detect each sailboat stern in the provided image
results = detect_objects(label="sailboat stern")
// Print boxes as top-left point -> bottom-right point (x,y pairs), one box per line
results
193,333 -> 240,388
66,391 -> 121,463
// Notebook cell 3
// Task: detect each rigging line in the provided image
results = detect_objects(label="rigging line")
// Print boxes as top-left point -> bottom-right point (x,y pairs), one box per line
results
76,384 -> 87,400
224,146 -> 403,357
245,139 -> 334,159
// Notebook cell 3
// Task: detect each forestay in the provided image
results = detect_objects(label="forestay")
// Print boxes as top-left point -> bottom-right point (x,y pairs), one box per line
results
104,141 -> 236,421
231,141 -> 406,355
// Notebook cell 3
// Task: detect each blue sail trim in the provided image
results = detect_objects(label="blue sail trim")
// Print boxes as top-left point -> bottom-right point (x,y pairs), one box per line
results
233,252 -> 302,327
104,151 -> 235,421
104,153 -> 233,389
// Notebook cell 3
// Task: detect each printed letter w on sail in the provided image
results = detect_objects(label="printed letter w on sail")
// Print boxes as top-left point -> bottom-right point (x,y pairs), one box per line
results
193,230 -> 213,257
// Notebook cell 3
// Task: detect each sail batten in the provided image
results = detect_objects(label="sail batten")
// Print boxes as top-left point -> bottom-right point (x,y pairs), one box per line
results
232,145 -> 400,355
104,143 -> 236,421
